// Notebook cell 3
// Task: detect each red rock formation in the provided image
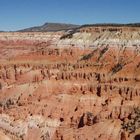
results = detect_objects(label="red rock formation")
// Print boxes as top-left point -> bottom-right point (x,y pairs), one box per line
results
0,26 -> 140,140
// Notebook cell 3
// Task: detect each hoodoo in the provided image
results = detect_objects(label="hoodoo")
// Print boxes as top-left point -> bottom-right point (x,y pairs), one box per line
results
0,24 -> 140,140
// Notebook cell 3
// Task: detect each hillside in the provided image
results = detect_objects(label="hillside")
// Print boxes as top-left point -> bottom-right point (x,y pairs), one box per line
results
19,22 -> 80,32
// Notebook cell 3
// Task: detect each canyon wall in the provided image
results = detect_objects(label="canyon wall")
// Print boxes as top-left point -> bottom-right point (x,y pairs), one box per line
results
0,26 -> 140,140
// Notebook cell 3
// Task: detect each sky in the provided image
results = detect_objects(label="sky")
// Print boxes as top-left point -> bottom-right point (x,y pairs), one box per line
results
0,0 -> 140,31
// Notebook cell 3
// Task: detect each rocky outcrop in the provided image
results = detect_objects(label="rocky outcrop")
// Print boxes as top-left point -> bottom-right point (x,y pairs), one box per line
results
0,26 -> 140,140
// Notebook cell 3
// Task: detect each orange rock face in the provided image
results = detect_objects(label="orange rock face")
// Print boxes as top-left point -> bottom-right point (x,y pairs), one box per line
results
0,27 -> 140,140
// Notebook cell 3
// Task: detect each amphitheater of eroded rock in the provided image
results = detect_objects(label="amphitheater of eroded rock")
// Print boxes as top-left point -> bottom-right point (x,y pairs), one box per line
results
0,26 -> 140,140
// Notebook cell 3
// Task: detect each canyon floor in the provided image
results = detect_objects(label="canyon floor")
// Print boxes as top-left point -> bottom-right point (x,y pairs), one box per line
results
0,25 -> 140,140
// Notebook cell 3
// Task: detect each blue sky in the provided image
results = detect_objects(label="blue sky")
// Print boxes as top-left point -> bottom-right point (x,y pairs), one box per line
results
0,0 -> 140,31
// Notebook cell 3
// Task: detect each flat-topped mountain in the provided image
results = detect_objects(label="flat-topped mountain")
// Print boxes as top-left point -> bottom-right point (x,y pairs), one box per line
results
80,23 -> 140,27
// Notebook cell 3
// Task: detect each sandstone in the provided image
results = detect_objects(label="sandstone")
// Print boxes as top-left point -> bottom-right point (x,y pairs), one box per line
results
0,26 -> 140,140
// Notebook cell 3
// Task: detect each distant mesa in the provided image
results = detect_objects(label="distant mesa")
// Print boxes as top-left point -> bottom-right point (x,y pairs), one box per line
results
18,22 -> 140,32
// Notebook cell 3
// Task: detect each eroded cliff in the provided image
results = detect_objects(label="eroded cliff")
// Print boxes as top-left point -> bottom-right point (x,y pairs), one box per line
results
0,26 -> 140,140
